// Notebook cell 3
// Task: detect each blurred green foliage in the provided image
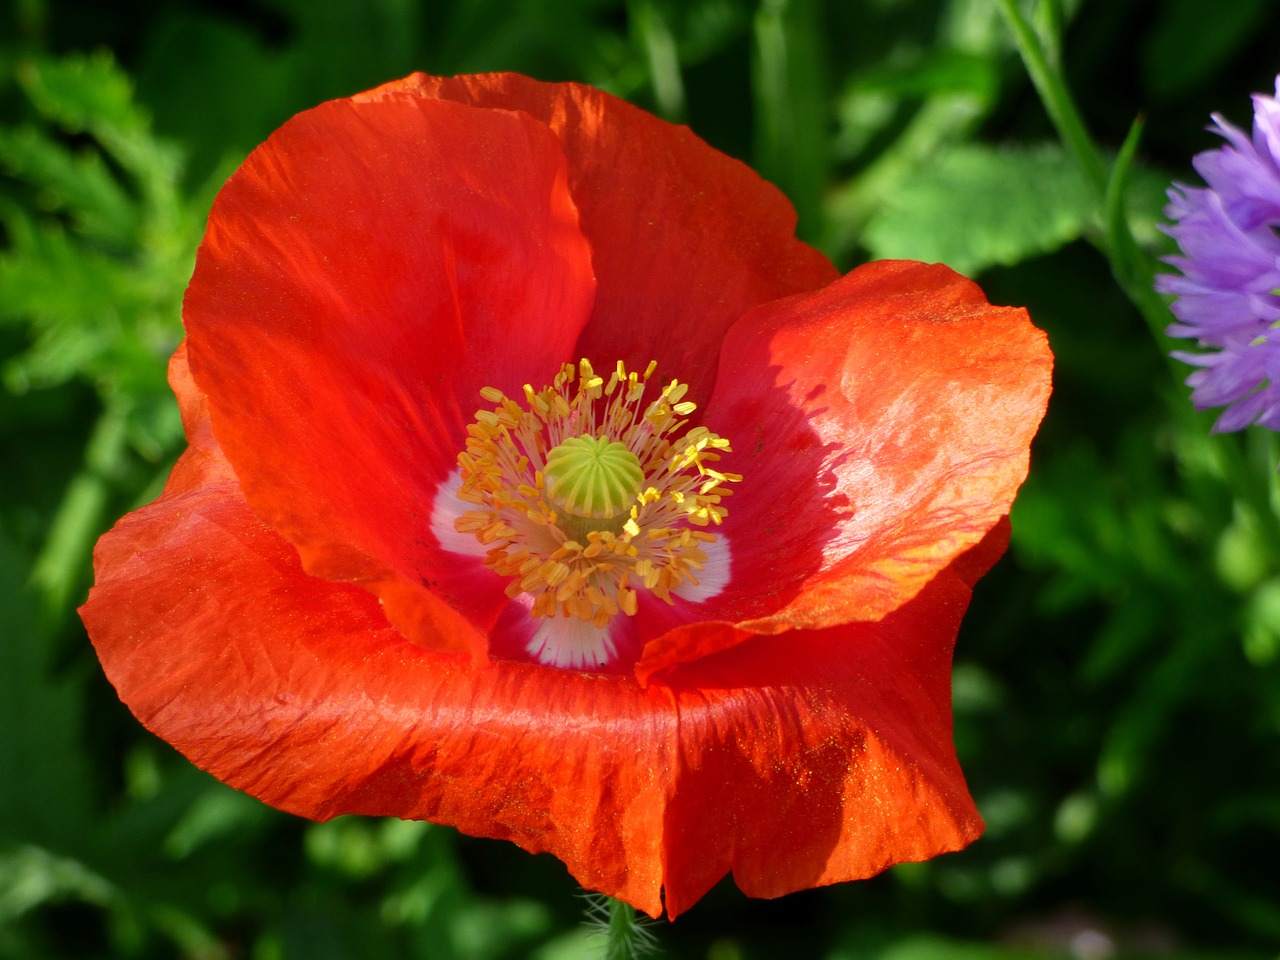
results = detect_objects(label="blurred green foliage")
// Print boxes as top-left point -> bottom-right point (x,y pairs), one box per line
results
2,0 -> 1280,957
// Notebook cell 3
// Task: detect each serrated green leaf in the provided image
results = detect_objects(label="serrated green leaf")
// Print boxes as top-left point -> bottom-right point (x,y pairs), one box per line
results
862,142 -> 1094,275
0,216 -> 138,308
0,126 -> 139,245
16,52 -> 146,139
17,52 -> 183,189
0,220 -> 139,389
0,89 -> 190,403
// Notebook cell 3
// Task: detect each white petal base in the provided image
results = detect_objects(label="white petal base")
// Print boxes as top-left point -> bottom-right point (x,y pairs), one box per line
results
430,469 -> 488,558
672,535 -> 731,603
433,466 -> 729,668
526,615 -> 617,669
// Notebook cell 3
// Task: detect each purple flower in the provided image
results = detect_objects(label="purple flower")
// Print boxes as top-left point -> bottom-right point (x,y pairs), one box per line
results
1158,77 -> 1280,432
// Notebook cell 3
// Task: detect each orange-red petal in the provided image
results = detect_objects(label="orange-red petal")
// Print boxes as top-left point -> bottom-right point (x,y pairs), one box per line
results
358,73 -> 839,405
658,554 -> 986,916
82,74 -> 1056,920
183,94 -> 596,658
635,261 -> 1051,675
82,349 -> 987,918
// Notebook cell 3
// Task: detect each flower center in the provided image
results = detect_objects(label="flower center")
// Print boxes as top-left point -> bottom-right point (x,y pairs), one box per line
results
454,359 -> 739,634
543,435 -> 645,540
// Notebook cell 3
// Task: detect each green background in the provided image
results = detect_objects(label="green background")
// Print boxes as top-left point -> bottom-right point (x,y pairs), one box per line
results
3,0 -> 1280,957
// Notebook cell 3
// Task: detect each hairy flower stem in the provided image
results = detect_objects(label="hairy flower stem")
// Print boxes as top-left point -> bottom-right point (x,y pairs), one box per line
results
605,898 -> 651,960
582,894 -> 659,960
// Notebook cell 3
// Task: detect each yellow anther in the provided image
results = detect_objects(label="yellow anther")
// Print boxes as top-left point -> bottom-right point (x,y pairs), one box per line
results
454,359 -> 738,632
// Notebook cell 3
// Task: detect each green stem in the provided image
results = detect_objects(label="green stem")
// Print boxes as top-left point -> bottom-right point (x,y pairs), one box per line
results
997,2 -> 1173,360
606,899 -> 637,960
753,0 -> 828,240
29,401 -> 131,630
588,895 -> 658,960
1102,116 -> 1185,359
631,0 -> 685,121
994,0 -> 1107,199
996,0 -> 1280,556
994,1 -> 1173,362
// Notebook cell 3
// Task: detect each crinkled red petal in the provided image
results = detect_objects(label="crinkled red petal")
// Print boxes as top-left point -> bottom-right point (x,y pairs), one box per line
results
637,261 -> 1051,676
657,550 -> 986,916
183,94 -> 596,658
357,73 -> 839,405
81,349 -> 984,919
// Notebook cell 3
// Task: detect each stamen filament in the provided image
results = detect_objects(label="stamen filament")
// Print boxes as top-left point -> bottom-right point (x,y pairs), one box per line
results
453,359 -> 741,650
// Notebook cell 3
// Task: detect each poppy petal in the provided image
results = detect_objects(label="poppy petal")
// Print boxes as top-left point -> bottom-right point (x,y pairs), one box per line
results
657,551 -> 985,917
182,94 -> 596,657
357,73 -> 840,403
702,260 -> 1048,632
83,73 -> 1053,922
82,353 -> 675,915
82,356 -> 986,918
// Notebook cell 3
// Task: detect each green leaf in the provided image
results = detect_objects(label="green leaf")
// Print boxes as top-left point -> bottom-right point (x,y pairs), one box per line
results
0,216 -> 156,394
0,528 -> 93,845
163,788 -> 273,861
850,49 -> 1000,103
0,51 -> 193,470
0,126 -> 139,245
752,0 -> 827,241
0,844 -> 117,923
862,142 -> 1093,275
17,53 -> 173,185
16,52 -> 147,139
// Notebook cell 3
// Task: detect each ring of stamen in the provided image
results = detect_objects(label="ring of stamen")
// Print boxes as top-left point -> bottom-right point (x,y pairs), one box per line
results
454,359 -> 740,636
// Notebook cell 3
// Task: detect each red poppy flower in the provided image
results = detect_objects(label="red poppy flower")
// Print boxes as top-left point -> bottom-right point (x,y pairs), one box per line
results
80,73 -> 1052,918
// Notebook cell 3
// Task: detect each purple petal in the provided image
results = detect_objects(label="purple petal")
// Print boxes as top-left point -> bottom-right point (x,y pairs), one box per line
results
1157,76 -> 1280,433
